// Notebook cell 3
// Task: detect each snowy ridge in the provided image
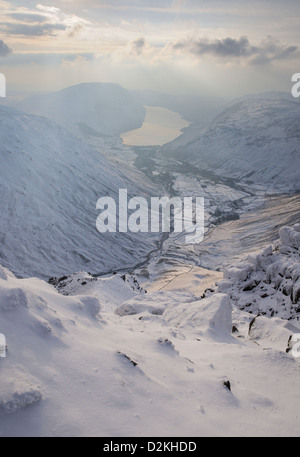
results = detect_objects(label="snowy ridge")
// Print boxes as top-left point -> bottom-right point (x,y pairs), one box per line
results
216,225 -> 300,322
48,271 -> 147,312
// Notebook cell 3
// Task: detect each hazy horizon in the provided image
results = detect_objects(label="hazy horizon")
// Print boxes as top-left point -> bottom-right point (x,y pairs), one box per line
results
0,1 -> 299,97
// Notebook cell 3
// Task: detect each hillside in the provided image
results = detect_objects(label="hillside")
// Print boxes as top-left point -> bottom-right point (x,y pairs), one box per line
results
162,94 -> 300,193
0,104 -> 159,279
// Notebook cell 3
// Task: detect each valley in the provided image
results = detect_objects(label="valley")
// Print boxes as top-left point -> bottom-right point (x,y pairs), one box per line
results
0,85 -> 299,437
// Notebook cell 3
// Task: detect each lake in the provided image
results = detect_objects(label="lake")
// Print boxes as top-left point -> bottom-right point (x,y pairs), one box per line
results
121,105 -> 190,147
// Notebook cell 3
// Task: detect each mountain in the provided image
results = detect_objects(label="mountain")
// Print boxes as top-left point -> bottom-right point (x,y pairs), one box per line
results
17,83 -> 146,137
162,93 -> 300,193
0,104 -> 159,279
1,83 -> 300,437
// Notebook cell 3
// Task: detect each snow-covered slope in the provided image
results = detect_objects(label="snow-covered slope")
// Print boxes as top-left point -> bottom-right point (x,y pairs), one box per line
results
17,83 -> 146,137
216,224 -> 300,322
0,227 -> 299,436
163,94 -> 300,192
0,104 -> 159,279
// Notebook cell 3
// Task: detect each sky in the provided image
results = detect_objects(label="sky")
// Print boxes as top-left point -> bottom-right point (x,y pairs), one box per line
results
0,0 -> 300,97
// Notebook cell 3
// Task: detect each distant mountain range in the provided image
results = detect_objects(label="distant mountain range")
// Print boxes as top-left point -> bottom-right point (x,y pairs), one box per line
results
17,82 -> 146,137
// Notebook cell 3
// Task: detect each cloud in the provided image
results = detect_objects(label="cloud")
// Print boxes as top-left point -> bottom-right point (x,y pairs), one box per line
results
189,36 -> 255,57
0,22 -> 66,36
68,23 -> 83,38
0,39 -> 12,56
36,4 -> 61,14
172,35 -> 299,64
249,36 -> 298,64
0,4 -> 91,39
6,12 -> 48,23
0,52 -> 94,65
131,37 -> 146,55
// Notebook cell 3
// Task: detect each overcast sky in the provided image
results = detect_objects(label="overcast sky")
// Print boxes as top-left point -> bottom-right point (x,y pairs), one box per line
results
0,0 -> 300,96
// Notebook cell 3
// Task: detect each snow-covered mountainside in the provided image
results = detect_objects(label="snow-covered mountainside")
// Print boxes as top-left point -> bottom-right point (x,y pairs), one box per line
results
0,104 -> 159,279
17,83 -> 146,137
216,224 -> 300,322
162,94 -> 300,193
1,82 -> 299,437
0,225 -> 299,437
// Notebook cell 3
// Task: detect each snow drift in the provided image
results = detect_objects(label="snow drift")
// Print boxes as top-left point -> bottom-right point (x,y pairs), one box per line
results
0,255 -> 299,437
163,293 -> 233,341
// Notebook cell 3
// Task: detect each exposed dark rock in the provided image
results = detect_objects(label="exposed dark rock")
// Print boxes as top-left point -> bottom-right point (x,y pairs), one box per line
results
223,380 -> 231,391
117,351 -> 138,367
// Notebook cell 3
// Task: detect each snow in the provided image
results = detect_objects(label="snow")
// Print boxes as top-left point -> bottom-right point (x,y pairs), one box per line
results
0,228 -> 299,436
115,290 -> 194,317
163,94 -> 300,193
0,388 -> 43,414
163,293 -> 233,342
217,225 -> 300,322
0,104 -> 160,279
0,85 -> 299,437
279,226 -> 300,249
